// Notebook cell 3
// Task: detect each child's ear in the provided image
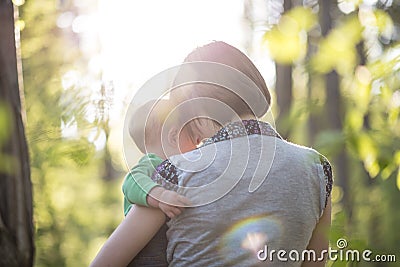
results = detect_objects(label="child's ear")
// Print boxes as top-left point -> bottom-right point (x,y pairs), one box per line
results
168,127 -> 179,147
191,131 -> 204,146
194,133 -> 203,145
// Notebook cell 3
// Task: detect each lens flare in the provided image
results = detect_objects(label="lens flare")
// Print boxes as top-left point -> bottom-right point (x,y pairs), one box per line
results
218,215 -> 281,265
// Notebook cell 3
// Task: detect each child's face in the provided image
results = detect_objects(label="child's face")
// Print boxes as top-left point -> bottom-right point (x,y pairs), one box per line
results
177,130 -> 197,154
154,118 -> 217,158
154,127 -> 197,159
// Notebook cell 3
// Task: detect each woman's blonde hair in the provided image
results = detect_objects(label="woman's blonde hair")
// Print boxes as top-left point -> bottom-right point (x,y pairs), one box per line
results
181,41 -> 270,118
170,41 -> 271,141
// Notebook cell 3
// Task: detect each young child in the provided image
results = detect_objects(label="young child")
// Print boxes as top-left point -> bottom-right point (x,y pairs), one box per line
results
123,98 -> 194,219
123,97 -> 210,266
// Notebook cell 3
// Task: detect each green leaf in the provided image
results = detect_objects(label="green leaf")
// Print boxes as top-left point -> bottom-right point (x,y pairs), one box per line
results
286,6 -> 317,31
263,7 -> 316,64
0,102 -> 11,146
375,10 -> 394,38
397,167 -> 400,190
311,15 -> 363,74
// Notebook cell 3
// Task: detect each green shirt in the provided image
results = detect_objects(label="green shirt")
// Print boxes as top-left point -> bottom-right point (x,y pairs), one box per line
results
122,153 -> 163,216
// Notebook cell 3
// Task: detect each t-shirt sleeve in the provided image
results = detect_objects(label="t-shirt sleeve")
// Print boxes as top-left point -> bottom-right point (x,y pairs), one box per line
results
317,154 -> 334,217
122,153 -> 163,207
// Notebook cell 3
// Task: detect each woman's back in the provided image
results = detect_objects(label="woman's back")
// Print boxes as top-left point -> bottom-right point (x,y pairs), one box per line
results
166,121 -> 332,266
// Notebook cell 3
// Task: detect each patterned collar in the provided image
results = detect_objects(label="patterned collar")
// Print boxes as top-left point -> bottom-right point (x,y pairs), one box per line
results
201,119 -> 281,147
151,120 -> 282,189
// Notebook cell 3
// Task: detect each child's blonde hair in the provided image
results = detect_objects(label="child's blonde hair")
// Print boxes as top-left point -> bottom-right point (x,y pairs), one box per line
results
129,99 -> 173,153
129,97 -> 204,153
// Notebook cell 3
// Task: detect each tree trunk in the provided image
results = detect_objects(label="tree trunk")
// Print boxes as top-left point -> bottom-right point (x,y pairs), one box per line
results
0,1 -> 34,266
275,0 -> 293,139
319,0 -> 351,218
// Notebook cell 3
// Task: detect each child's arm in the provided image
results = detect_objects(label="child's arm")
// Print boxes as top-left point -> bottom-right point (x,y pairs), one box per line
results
147,186 -> 191,218
124,154 -> 191,218
90,205 -> 166,267
122,154 -> 163,207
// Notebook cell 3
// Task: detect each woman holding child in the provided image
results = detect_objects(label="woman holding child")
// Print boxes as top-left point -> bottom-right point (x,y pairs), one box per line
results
90,41 -> 333,267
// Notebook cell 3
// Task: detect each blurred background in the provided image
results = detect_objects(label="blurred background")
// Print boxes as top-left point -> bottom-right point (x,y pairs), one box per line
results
1,0 -> 399,266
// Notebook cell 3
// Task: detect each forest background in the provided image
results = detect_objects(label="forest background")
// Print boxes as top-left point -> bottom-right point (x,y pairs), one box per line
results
0,0 -> 399,266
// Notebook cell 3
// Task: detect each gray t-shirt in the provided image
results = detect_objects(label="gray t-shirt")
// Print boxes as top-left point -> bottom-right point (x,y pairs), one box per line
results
161,121 -> 332,266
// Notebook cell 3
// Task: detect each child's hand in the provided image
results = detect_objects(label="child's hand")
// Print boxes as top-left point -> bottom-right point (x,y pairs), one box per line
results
158,190 -> 191,218
147,187 -> 191,218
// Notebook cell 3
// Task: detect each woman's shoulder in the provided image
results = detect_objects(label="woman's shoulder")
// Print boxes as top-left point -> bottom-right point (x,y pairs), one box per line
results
275,139 -> 334,208
277,138 -> 329,163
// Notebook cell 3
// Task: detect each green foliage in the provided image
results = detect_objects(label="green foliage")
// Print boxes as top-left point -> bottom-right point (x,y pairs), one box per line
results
0,102 -> 11,145
311,15 -> 363,74
263,2 -> 400,265
0,102 -> 13,175
263,7 -> 317,64
347,46 -> 400,181
17,0 -> 400,266
19,1 -> 123,266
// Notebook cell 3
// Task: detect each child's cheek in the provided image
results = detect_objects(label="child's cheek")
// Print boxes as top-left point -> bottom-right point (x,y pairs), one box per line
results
179,139 -> 196,154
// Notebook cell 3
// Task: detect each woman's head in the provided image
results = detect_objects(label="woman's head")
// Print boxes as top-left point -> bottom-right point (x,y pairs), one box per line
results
179,41 -> 271,119
130,41 -> 271,156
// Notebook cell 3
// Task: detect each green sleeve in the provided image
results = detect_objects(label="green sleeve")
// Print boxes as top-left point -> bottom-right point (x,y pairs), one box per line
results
122,153 -> 163,210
